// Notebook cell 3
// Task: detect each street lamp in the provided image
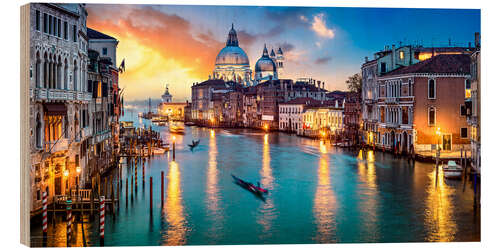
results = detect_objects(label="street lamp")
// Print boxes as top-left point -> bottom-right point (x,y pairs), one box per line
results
436,127 -> 441,150
263,123 -> 269,132
435,127 -> 441,171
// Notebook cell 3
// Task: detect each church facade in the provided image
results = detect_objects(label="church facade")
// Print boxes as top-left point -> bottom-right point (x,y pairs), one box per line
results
210,24 -> 285,86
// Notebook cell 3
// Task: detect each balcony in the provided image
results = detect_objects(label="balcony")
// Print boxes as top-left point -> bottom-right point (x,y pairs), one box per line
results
32,88 -> 91,102
45,138 -> 70,153
385,122 -> 399,129
81,127 -> 92,138
385,97 -> 398,104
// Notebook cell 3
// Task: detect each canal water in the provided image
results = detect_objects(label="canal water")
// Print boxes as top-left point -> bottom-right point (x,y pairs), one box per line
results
30,110 -> 480,246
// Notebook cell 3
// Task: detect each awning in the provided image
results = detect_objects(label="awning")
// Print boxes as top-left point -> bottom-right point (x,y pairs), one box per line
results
43,103 -> 67,116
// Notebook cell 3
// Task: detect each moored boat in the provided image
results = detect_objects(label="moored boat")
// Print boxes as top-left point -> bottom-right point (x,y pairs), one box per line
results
442,160 -> 463,179
170,125 -> 185,134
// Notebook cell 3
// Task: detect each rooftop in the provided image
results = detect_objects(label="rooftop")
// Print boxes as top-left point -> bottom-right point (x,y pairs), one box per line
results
87,27 -> 117,40
383,54 -> 471,77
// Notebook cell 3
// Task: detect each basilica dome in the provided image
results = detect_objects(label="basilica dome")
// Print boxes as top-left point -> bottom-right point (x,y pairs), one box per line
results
212,24 -> 253,86
215,46 -> 250,66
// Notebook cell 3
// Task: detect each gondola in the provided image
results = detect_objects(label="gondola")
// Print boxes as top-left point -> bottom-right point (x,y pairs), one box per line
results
188,139 -> 200,150
231,174 -> 268,194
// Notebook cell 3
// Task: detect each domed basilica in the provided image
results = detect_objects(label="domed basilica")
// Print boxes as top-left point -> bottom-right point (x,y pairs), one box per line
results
211,24 -> 284,86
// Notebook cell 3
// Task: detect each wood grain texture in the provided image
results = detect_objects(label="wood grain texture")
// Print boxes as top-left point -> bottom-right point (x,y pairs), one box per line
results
20,3 -> 31,246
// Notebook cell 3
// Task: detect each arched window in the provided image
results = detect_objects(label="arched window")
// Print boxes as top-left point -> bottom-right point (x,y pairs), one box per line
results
35,52 -> 41,87
428,79 -> 436,99
428,107 -> 436,126
57,56 -> 62,89
43,52 -> 48,88
73,60 -> 78,91
64,58 -> 68,90
74,113 -> 79,141
35,114 -> 42,148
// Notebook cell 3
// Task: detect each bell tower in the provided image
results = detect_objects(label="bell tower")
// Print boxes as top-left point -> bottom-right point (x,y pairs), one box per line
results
276,47 -> 284,76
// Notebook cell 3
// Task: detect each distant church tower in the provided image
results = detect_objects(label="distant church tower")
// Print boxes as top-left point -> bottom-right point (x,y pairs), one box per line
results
276,47 -> 284,76
162,84 -> 172,103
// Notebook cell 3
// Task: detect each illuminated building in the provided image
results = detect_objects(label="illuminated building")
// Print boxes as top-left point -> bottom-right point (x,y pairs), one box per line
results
376,54 -> 471,154
157,84 -> 188,121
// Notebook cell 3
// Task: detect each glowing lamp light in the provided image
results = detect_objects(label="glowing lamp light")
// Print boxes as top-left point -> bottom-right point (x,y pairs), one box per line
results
76,166 -> 81,174
436,127 -> 441,136
320,131 -> 326,137
263,124 -> 269,131
63,169 -> 69,177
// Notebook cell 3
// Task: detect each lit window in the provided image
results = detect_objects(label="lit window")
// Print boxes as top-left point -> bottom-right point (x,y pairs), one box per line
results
399,51 -> 404,60
465,79 -> 471,99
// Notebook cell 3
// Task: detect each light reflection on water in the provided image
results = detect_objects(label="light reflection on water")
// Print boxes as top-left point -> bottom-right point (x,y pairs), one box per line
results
424,167 -> 457,242
313,141 -> 337,243
257,133 -> 277,240
162,161 -> 187,245
205,129 -> 223,242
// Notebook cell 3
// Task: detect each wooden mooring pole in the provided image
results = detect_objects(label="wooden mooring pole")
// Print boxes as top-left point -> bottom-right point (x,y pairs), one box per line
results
150,177 -> 153,214
126,177 -> 129,207
161,171 -> 164,206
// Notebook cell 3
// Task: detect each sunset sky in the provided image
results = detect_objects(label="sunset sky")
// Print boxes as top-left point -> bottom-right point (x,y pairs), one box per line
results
86,4 -> 480,102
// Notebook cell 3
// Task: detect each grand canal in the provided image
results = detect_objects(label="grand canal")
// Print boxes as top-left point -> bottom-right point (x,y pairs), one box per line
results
31,111 -> 480,246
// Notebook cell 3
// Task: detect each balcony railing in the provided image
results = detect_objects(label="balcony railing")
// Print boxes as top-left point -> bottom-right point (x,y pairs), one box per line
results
385,97 -> 398,104
45,138 -> 70,153
32,88 -> 92,102
385,122 -> 399,128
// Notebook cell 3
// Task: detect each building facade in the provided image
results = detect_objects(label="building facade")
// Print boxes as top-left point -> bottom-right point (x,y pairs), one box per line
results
279,98 -> 319,134
29,3 -> 90,213
361,59 -> 379,145
300,102 -> 344,139
344,92 -> 362,145
466,34 -> 480,173
376,54 -> 471,155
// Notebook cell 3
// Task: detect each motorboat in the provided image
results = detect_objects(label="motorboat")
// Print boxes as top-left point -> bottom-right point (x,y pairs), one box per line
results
152,147 -> 166,155
169,125 -> 185,134
442,160 -> 463,179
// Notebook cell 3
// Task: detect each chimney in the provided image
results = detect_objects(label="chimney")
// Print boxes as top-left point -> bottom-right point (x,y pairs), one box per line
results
322,82 -> 325,90
365,56 -> 368,63
392,44 -> 396,69
475,32 -> 480,48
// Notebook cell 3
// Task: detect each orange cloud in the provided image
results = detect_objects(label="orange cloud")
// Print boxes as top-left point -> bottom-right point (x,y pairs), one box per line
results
87,5 -> 224,101
311,13 -> 334,39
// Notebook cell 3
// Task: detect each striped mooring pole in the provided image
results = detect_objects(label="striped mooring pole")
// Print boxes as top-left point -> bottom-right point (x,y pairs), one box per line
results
42,192 -> 48,247
66,199 -> 72,247
99,196 -> 105,246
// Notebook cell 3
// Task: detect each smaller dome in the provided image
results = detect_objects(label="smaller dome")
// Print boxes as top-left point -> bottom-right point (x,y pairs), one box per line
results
255,57 -> 277,72
255,44 -> 277,73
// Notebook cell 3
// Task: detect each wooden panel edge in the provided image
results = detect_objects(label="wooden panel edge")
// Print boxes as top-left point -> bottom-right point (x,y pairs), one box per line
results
20,3 -> 31,247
